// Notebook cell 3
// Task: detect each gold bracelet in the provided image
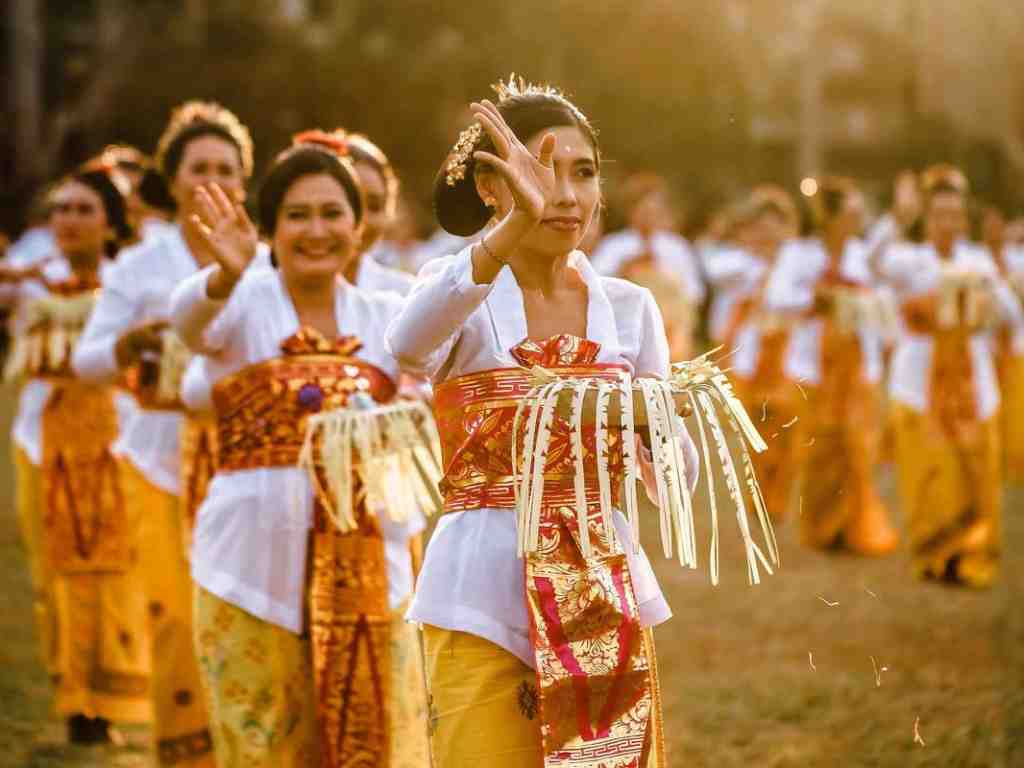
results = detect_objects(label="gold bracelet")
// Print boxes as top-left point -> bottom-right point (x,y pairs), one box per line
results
479,234 -> 507,266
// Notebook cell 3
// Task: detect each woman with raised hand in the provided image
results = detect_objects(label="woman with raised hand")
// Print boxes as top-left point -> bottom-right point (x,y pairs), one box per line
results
73,101 -> 258,768
764,177 -> 898,555
7,162 -> 150,744
171,132 -> 409,767
387,76 -> 698,768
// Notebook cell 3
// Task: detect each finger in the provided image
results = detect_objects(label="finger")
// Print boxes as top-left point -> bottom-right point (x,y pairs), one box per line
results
233,201 -> 254,233
188,214 -> 223,264
479,100 -> 512,140
210,184 -> 238,222
536,132 -> 556,167
471,108 -> 510,159
188,213 -> 213,240
193,187 -> 220,228
472,151 -> 514,183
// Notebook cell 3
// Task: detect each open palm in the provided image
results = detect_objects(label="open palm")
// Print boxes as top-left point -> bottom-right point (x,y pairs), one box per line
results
187,183 -> 258,280
471,99 -> 556,221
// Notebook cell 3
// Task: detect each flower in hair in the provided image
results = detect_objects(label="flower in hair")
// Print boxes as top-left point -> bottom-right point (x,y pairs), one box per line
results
292,128 -> 351,159
445,123 -> 483,187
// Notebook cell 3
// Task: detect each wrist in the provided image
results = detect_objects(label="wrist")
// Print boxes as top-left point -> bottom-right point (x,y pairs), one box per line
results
206,267 -> 239,301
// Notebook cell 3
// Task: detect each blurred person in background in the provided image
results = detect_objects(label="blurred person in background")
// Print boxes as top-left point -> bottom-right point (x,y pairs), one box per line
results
6,162 -> 149,745
727,185 -> 804,522
765,177 -> 898,555
369,193 -> 428,275
590,171 -> 705,358
979,204 -> 1024,482
74,101 -> 258,768
4,188 -> 57,269
339,131 -> 416,295
704,199 -> 766,348
879,165 -> 1022,587
98,144 -> 176,244
865,169 -> 924,262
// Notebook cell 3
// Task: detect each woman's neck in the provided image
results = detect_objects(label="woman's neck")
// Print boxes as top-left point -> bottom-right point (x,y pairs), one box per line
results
342,251 -> 363,286
284,273 -> 339,333
508,246 -> 575,295
823,229 -> 847,266
66,249 -> 102,281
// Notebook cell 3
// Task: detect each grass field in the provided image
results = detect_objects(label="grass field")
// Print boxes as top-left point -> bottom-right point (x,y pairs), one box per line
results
0,385 -> 1020,767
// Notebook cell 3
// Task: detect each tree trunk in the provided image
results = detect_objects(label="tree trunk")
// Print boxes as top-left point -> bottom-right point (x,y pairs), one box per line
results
10,0 -> 44,183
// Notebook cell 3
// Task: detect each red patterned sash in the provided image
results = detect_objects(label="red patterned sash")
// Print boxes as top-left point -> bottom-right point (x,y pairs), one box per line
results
210,327 -> 396,768
433,334 -> 664,768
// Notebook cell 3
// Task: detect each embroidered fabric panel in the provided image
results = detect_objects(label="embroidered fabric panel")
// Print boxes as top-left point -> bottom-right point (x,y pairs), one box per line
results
434,334 -> 661,768
211,329 -> 396,472
42,380 -> 128,572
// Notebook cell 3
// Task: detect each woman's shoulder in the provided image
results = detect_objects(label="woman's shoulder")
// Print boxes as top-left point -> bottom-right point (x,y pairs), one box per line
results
598,274 -> 658,312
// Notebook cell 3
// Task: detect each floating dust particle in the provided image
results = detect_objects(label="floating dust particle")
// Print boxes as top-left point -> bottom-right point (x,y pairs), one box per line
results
109,726 -> 127,747
870,656 -> 885,687
808,651 -> 816,671
818,596 -> 839,607
782,416 -> 798,429
805,437 -> 816,447
761,401 -> 768,422
794,379 -> 808,400
771,432 -> 780,439
914,717 -> 926,747
864,587 -> 878,598
799,497 -> 804,517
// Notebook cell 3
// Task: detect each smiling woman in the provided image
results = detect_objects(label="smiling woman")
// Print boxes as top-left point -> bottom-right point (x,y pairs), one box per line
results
170,131 -> 416,768
387,76 -> 699,768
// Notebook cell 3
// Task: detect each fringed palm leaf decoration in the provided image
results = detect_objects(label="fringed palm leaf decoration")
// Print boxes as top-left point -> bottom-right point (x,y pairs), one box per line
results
511,349 -> 778,585
5,293 -> 97,381
297,397 -> 444,534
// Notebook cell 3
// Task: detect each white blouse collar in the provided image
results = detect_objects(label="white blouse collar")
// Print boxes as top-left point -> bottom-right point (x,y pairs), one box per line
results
484,250 -> 621,363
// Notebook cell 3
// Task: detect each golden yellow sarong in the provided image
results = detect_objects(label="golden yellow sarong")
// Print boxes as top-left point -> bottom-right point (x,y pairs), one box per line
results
733,328 -> 804,522
194,587 -> 318,767
179,412 -> 218,558
894,403 -> 1001,587
41,380 -> 151,723
390,601 -> 430,768
995,338 -> 1024,483
14,445 -> 57,676
798,312 -> 897,555
424,626 -> 662,768
121,459 -> 214,765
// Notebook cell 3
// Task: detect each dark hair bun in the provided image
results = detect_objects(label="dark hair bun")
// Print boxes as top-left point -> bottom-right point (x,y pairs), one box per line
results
433,164 -> 490,237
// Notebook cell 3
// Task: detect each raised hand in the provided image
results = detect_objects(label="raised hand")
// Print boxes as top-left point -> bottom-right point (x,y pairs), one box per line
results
187,183 -> 258,284
471,99 -> 556,222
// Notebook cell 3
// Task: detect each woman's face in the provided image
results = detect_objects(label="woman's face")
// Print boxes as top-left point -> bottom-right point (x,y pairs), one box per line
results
51,180 -> 109,260
751,210 -> 788,260
926,191 -> 967,251
171,135 -> 246,220
482,124 -> 600,258
354,160 -> 390,253
831,190 -> 865,240
273,173 -> 359,287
